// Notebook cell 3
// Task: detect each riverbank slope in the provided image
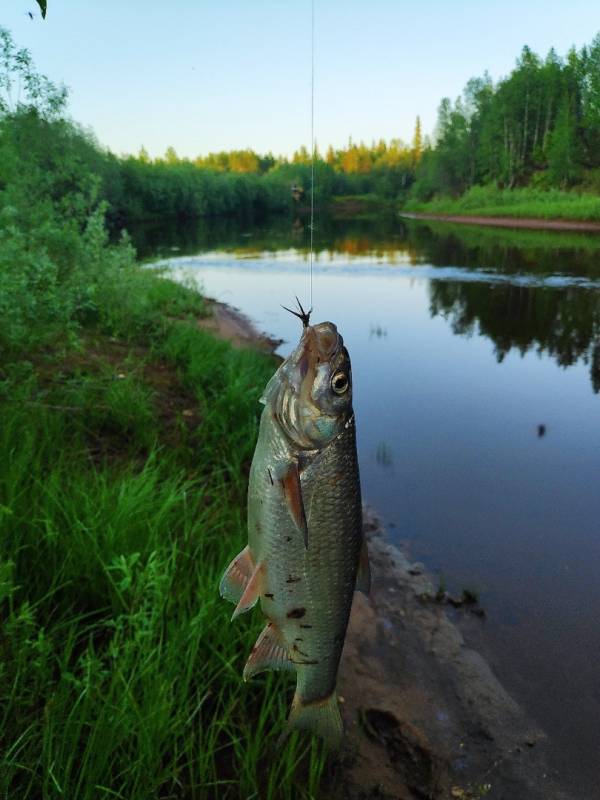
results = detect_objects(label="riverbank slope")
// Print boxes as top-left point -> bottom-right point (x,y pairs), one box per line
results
400,210 -> 600,232
402,186 -> 600,230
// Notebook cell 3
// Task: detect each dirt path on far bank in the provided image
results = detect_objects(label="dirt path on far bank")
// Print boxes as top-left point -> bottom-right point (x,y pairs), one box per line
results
401,210 -> 600,233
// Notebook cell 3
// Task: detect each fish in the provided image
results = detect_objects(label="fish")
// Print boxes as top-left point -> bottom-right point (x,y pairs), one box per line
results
219,307 -> 370,746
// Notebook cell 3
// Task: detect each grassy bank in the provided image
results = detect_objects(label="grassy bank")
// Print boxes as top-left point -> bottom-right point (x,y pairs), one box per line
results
403,186 -> 600,221
1,248 -> 328,797
0,43 -> 328,797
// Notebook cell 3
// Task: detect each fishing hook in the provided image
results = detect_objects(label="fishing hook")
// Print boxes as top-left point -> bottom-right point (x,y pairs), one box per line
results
282,296 -> 312,328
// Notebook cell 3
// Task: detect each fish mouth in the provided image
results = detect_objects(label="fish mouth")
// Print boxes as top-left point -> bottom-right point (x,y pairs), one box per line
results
266,319 -> 349,450
296,322 -> 341,400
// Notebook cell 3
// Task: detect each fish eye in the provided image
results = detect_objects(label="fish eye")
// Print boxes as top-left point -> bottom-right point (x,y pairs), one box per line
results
331,371 -> 349,395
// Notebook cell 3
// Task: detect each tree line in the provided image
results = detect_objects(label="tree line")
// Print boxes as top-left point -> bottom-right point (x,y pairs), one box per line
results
108,130 -> 422,224
412,34 -> 600,199
0,25 -> 423,229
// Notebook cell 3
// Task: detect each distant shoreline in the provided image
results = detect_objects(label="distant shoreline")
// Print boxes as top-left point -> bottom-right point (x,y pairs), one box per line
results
400,211 -> 600,233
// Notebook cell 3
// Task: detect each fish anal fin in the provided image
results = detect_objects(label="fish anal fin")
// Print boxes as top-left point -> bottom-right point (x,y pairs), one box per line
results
243,623 -> 293,681
219,545 -> 255,604
280,462 -> 309,549
231,561 -> 264,620
285,691 -> 343,748
356,537 -> 371,594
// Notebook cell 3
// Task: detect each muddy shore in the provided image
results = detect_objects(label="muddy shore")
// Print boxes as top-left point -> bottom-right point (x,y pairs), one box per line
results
202,297 -> 574,800
400,210 -> 600,233
335,512 -> 572,800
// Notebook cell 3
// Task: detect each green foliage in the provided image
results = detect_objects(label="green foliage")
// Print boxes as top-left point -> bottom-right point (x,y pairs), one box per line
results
109,138 -> 418,223
547,95 -> 581,187
0,28 -> 331,797
0,27 -> 64,116
409,33 -> 600,202
405,184 -> 600,220
0,332 -> 328,798
0,25 -> 419,232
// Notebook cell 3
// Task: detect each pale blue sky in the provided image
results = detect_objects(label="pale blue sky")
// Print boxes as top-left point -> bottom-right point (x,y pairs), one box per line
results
4,1 -> 599,158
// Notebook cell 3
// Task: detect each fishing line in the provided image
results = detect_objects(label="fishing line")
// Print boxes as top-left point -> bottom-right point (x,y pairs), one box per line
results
309,0 -> 315,311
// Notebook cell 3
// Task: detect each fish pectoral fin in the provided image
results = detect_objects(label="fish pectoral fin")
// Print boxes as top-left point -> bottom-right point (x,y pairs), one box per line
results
285,691 -> 343,748
355,537 -> 371,594
243,623 -> 293,681
219,545 -> 255,605
279,461 -> 309,549
231,561 -> 264,620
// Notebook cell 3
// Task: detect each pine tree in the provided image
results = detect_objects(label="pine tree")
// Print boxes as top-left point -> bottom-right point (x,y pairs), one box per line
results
411,116 -> 423,163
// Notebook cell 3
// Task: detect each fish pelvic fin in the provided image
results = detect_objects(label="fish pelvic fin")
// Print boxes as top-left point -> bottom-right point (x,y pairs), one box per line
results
219,545 -> 255,605
355,536 -> 371,594
243,623 -> 294,681
285,691 -> 343,749
231,561 -> 264,621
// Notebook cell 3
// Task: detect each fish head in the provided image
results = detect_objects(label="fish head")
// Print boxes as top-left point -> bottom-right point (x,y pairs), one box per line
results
262,321 -> 354,449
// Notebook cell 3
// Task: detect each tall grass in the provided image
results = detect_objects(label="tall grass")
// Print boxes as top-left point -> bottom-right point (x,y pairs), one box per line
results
0,63 -> 330,794
403,185 -> 600,221
0,262 -> 328,798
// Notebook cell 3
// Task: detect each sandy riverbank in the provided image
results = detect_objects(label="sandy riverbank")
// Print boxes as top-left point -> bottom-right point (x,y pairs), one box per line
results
400,211 -> 600,233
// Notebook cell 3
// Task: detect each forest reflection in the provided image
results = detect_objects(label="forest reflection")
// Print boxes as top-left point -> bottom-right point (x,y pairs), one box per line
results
429,279 -> 600,392
130,214 -> 600,392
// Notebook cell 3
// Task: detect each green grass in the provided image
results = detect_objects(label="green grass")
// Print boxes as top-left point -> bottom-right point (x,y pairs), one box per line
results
0,263 -> 329,799
403,185 -> 600,221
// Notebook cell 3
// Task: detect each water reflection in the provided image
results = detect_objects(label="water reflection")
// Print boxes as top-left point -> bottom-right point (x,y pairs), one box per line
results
125,210 -> 406,262
405,219 -> 600,277
132,214 -> 600,394
369,323 -> 388,339
428,280 -> 600,392
127,210 -> 600,276
375,441 -> 394,469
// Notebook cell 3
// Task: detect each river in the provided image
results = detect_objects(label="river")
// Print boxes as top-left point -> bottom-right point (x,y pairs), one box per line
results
135,212 -> 600,795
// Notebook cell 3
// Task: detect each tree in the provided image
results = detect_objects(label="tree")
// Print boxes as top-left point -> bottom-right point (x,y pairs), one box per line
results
547,94 -> 581,186
164,146 -> 179,165
411,116 -> 423,163
0,27 -> 66,118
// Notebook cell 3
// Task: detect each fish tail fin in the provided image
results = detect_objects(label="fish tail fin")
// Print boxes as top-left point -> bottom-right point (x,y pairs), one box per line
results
285,691 -> 343,748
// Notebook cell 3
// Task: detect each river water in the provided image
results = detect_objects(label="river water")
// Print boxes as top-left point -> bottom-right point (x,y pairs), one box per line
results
136,213 -> 600,795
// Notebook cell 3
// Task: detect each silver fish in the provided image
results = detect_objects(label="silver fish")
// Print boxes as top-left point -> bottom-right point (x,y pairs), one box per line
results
220,311 -> 370,745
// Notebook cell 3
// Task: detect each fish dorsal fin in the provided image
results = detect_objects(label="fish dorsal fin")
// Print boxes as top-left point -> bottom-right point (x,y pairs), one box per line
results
355,537 -> 371,594
243,623 -> 294,681
219,545 -> 255,605
231,561 -> 265,620
280,461 -> 309,549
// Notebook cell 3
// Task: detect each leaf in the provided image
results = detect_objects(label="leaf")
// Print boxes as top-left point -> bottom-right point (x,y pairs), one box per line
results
36,0 -> 47,18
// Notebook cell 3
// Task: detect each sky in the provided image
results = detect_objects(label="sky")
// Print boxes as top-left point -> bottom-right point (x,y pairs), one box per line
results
3,0 -> 600,159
